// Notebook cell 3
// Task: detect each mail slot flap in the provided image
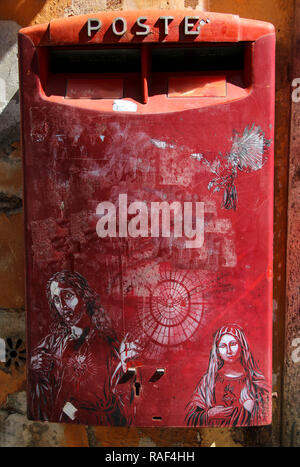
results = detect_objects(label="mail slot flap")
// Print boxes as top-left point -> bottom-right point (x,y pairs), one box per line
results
19,10 -> 275,46
65,78 -> 124,99
168,75 -> 227,98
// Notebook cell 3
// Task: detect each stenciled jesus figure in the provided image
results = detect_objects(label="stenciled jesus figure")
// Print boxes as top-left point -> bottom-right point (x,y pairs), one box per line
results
29,270 -> 139,426
185,324 -> 270,427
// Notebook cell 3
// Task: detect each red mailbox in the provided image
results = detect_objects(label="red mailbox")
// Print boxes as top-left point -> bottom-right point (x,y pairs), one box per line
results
19,10 -> 275,427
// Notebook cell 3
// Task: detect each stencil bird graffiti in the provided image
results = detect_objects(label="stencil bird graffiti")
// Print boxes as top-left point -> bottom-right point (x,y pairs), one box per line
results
191,124 -> 272,210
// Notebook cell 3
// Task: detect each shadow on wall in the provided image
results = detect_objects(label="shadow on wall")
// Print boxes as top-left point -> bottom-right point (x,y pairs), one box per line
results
0,90 -> 20,157
0,21 -> 21,156
0,0 -> 47,28
0,21 -> 23,217
0,0 -> 49,155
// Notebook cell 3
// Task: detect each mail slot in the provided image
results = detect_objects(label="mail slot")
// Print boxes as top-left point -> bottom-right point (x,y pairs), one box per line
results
19,10 -> 275,427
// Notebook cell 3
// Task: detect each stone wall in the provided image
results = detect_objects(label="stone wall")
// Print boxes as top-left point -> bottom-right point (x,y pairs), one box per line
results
0,0 -> 295,447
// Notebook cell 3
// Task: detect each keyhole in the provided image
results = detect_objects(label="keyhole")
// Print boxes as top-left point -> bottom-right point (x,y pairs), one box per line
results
135,382 -> 141,396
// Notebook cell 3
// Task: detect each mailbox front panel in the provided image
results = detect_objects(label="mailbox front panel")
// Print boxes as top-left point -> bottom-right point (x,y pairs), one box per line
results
19,11 -> 275,427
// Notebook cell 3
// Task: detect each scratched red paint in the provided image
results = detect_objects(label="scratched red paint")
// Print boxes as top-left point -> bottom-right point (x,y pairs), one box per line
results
19,11 -> 275,427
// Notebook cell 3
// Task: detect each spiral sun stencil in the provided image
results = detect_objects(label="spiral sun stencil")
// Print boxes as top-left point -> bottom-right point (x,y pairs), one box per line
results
138,270 -> 204,353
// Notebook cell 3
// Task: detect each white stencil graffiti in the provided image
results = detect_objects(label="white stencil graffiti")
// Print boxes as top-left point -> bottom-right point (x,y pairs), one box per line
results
191,124 -> 271,210
138,269 -> 204,349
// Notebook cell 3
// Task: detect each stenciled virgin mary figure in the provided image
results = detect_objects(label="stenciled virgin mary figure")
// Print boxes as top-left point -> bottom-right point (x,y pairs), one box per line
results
185,324 -> 270,427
